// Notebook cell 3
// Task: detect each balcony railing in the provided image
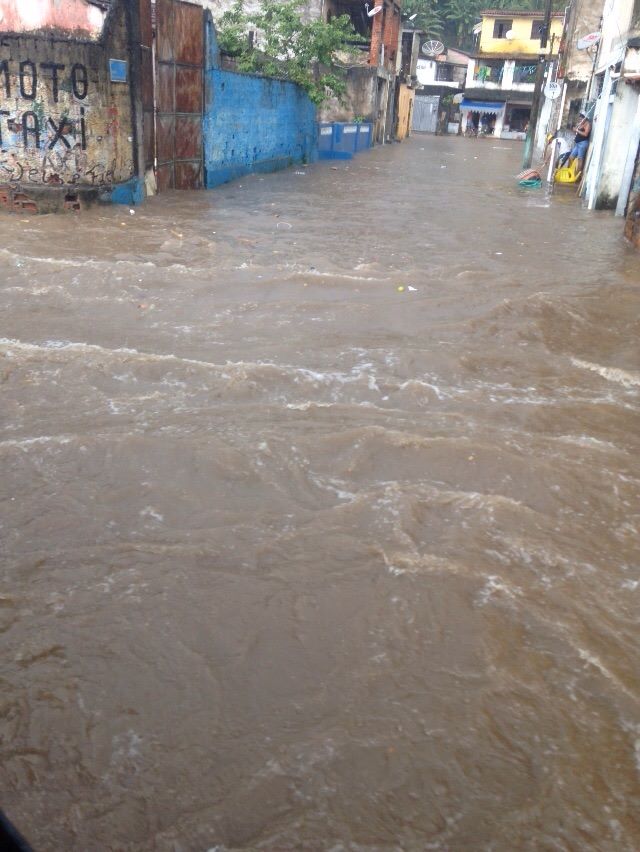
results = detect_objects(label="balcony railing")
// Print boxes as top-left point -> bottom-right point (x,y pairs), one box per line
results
513,63 -> 536,84
474,61 -> 504,84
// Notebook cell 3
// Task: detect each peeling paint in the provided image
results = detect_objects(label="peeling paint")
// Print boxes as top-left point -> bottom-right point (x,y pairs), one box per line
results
0,0 -> 106,40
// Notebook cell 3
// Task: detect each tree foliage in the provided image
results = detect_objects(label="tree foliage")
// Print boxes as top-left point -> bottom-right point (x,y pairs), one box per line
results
216,1 -> 363,106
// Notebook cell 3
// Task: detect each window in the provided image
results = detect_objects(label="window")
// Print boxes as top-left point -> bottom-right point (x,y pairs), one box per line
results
436,64 -> 454,81
530,20 -> 544,39
493,19 -> 512,39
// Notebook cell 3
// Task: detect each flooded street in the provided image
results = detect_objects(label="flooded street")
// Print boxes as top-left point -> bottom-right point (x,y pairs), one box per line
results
1,135 -> 639,850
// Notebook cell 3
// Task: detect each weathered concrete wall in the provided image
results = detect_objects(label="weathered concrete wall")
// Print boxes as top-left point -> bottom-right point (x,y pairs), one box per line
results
319,66 -> 378,122
561,0 -> 606,88
206,0 -> 324,25
623,142 -> 640,246
0,0 -> 139,212
203,19 -> 317,188
0,0 -> 106,38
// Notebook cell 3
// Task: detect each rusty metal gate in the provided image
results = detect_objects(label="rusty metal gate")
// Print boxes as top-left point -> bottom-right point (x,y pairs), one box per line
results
155,0 -> 204,190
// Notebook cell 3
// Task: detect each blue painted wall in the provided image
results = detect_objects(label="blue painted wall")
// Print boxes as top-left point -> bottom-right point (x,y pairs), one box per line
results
204,20 -> 317,189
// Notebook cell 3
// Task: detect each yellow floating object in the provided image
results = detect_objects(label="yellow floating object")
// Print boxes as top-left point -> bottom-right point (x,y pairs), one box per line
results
554,160 -> 581,184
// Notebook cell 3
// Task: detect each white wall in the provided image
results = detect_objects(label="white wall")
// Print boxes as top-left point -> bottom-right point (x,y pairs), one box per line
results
595,0 -> 634,73
597,80 -> 640,206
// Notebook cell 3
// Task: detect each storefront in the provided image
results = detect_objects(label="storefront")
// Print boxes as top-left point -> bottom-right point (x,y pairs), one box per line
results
502,103 -> 531,139
460,98 -> 505,136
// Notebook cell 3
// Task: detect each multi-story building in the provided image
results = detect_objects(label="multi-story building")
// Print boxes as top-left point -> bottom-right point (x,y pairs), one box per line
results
461,9 -> 564,138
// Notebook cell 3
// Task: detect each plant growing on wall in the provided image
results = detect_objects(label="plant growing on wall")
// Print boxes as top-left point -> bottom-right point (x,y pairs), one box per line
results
216,1 -> 363,106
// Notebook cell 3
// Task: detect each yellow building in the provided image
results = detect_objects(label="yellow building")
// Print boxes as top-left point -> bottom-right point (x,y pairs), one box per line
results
461,9 -> 564,140
478,11 -> 564,57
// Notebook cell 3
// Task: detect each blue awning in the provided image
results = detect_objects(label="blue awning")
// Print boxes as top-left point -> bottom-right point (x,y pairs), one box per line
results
460,99 -> 505,115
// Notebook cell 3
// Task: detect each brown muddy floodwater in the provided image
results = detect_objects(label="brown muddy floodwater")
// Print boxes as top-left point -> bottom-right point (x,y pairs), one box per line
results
1,136 -> 639,851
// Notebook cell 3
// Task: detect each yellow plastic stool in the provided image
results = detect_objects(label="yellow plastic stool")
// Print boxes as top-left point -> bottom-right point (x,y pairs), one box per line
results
554,160 -> 581,184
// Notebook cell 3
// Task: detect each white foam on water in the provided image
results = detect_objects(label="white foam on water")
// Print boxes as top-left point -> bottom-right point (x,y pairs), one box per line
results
577,648 -> 638,702
305,269 -> 387,282
308,474 -> 357,503
286,402 -> 335,411
0,336 -> 217,369
555,435 -> 623,452
0,435 -> 73,451
398,378 -> 452,400
140,506 -> 164,523
476,575 -> 522,606
0,338 -> 382,395
0,247 -> 197,275
571,358 -> 640,388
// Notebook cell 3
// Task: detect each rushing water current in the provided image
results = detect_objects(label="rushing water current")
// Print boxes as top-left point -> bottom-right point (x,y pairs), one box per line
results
1,136 -> 639,851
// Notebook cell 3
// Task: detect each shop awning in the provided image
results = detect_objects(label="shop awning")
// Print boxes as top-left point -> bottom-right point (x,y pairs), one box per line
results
460,99 -> 505,114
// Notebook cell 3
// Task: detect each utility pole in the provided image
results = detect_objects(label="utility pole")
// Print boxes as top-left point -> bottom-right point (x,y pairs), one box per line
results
522,0 -> 555,169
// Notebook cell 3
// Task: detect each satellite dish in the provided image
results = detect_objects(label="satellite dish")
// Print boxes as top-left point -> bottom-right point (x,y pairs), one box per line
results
505,29 -> 514,40
422,39 -> 445,57
365,3 -> 382,16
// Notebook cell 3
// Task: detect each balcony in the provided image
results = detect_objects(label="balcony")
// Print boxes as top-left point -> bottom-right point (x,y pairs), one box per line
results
470,59 -> 504,89
465,58 -> 536,92
512,61 -> 536,90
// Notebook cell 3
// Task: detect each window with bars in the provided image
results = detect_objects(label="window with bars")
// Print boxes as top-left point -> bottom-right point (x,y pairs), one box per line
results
436,64 -> 454,81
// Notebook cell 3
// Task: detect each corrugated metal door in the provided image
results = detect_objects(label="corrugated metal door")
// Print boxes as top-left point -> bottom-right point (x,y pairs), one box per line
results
155,0 -> 204,190
412,96 -> 439,133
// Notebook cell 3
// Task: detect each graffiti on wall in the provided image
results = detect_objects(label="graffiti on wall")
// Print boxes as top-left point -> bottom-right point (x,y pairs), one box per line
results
0,56 -> 130,187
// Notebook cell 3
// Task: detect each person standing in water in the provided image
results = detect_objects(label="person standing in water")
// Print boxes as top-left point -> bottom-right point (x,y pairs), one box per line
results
568,112 -> 591,174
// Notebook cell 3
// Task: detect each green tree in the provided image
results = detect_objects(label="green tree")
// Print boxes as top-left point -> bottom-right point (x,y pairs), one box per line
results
216,1 -> 363,106
216,0 -> 249,57
402,0 -> 445,38
442,0 -> 482,49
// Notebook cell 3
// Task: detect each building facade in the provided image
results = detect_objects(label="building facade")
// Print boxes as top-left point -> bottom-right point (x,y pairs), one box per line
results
581,0 -> 640,211
461,9 -> 564,139
556,0 -> 606,126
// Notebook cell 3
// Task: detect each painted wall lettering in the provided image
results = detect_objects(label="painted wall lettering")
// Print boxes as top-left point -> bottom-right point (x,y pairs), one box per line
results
47,116 -> 72,149
0,109 -> 8,145
0,50 -> 132,189
0,60 -> 9,97
22,111 -> 40,147
71,63 -> 88,99
19,60 -> 37,99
